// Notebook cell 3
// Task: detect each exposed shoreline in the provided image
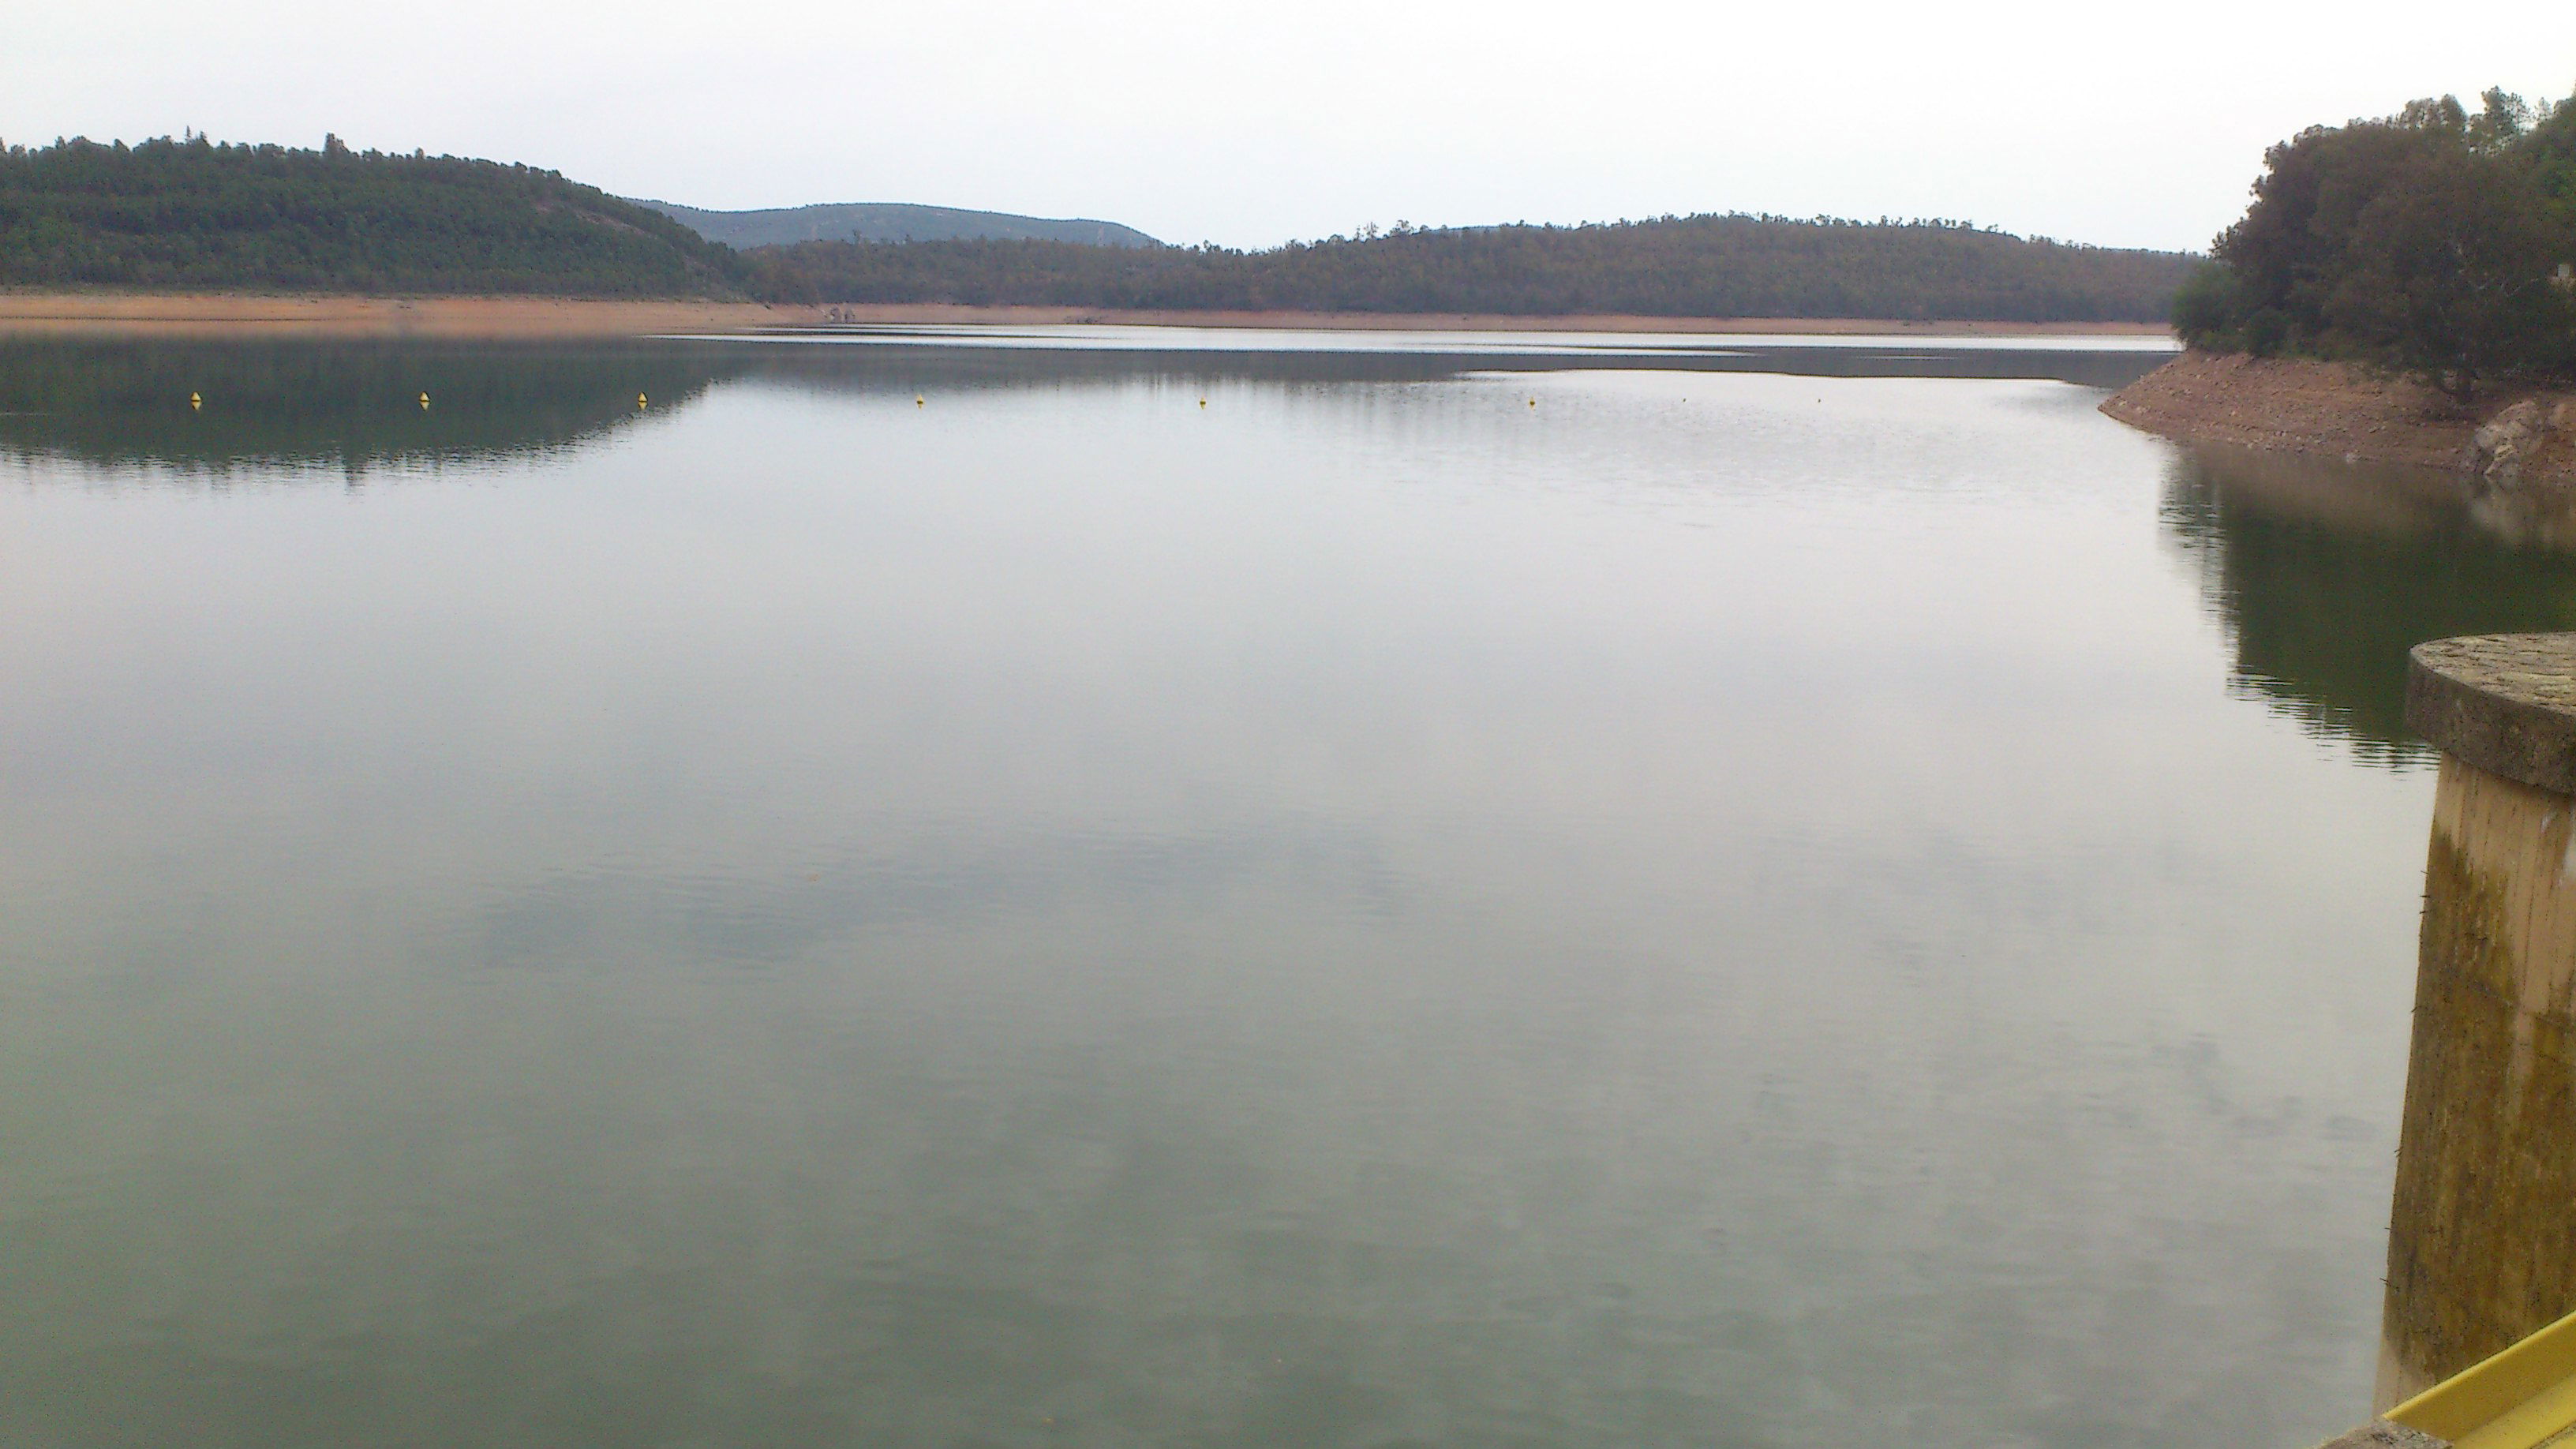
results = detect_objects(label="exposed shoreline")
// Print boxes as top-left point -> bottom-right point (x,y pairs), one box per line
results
0,292 -> 2174,340
2102,349 -> 2576,488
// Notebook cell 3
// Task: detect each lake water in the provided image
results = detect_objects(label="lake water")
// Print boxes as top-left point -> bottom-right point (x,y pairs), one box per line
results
1,330 -> 2556,1448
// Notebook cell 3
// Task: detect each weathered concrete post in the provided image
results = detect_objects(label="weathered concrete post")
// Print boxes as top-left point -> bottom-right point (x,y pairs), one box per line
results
2381,635 -> 2576,1410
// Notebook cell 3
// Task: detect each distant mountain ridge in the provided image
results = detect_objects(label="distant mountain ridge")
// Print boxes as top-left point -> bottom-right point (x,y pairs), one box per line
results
637,200 -> 1159,250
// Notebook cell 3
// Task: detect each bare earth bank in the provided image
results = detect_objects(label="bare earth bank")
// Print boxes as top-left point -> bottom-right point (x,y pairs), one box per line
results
2102,349 -> 2576,487
0,292 -> 2175,339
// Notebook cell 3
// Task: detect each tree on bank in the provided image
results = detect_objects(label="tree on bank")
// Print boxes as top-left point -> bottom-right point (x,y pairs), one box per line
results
2177,89 -> 2576,399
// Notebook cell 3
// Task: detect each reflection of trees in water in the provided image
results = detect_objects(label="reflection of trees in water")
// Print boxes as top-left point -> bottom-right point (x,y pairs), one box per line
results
0,335 -> 2170,476
728,334 -> 2170,391
2162,445 -> 2576,761
0,340 -> 743,473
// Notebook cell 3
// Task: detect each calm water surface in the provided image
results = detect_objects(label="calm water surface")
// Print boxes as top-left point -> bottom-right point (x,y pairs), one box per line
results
2,331 -> 2559,1448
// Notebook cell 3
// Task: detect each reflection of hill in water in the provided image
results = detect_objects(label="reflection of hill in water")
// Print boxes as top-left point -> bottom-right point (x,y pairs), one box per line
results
0,340 -> 742,472
2162,446 -> 2576,761
0,335 -> 2168,474
725,333 -> 2170,391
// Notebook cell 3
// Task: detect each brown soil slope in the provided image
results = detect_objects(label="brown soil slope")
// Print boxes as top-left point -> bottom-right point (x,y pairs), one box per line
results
2102,350 -> 2576,484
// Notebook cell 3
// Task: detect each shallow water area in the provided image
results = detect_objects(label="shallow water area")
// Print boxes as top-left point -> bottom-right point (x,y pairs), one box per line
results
0,330 -> 2552,1448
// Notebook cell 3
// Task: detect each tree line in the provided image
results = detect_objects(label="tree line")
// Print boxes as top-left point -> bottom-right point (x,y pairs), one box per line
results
742,216 -> 2189,322
2176,88 -> 2576,397
0,135 -> 2193,322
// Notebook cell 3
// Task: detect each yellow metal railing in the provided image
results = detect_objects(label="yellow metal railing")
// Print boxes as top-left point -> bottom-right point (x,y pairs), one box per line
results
2387,1309 -> 2576,1449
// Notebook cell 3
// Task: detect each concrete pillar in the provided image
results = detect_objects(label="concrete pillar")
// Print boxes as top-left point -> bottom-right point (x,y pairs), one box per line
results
2381,635 -> 2576,1410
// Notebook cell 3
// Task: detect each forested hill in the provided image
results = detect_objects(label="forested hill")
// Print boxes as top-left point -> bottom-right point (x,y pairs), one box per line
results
0,137 -> 748,295
0,134 -> 2193,320
640,199 -> 1158,249
744,216 -> 2194,322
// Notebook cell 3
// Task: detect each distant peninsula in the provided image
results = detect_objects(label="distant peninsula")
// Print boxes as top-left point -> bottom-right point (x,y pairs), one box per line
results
0,133 -> 2191,328
635,199 -> 1158,250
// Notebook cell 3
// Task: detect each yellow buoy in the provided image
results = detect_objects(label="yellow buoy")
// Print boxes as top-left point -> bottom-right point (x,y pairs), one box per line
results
915,395 -> 925,407
189,391 -> 201,411
637,392 -> 648,409
1198,398 -> 1207,408
1528,398 -> 1537,407
418,392 -> 431,410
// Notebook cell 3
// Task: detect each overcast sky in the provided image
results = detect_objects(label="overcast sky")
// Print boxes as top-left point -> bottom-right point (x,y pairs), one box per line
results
6,0 -> 2573,253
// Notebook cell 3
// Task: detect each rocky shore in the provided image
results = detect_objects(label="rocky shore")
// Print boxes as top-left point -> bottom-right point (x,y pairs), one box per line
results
2101,349 -> 2576,489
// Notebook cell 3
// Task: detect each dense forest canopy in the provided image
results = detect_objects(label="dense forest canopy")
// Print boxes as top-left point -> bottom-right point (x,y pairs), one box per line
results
0,136 -> 749,296
743,216 -> 2190,322
0,133 -> 2193,322
2176,88 -> 2576,396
